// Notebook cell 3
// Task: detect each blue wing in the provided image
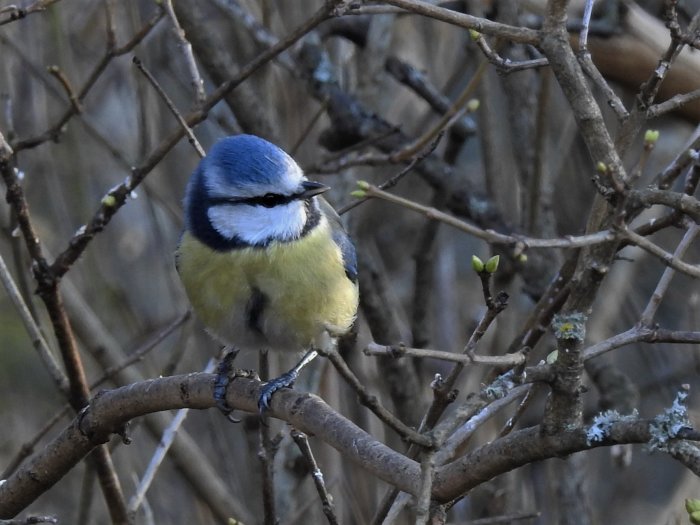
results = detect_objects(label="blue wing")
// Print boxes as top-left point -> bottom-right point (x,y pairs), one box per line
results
320,198 -> 358,283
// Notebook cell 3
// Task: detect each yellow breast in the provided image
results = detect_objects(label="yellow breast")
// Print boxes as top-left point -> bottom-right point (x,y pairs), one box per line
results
176,218 -> 359,351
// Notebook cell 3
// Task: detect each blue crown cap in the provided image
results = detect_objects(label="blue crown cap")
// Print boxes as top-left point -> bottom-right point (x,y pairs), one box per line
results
203,134 -> 297,188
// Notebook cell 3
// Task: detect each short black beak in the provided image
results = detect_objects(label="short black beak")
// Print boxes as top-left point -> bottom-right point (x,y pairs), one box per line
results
299,180 -> 330,199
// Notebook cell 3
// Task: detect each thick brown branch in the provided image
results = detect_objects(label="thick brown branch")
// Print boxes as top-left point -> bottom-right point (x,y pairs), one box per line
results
0,373 -> 421,518
432,421 -> 658,502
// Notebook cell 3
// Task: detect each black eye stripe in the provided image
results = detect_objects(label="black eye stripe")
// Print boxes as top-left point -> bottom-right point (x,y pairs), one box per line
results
209,191 -> 303,208
251,193 -> 291,208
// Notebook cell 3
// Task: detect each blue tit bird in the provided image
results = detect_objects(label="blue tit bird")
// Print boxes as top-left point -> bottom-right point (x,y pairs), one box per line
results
175,134 -> 359,413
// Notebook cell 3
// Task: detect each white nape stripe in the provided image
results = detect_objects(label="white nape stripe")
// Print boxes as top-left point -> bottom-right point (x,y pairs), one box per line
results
208,201 -> 307,245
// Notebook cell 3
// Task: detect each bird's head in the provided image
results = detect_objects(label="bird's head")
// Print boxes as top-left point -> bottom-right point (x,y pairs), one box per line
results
184,135 -> 329,249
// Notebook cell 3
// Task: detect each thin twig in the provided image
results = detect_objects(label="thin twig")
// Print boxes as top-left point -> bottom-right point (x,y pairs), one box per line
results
0,251 -> 68,394
0,133 -> 48,266
290,429 -> 339,525
384,56 -> 476,139
304,129 -> 401,174
578,54 -> 629,120
381,0 -> 540,45
127,358 -> 217,516
626,132 -> 657,186
640,223 -> 700,324
290,98 -> 329,156
411,191 -> 443,349
104,0 -> 116,49
162,0 -> 206,105
391,62 -> 485,161
583,325 -> 700,361
436,385 -> 531,464
0,407 -> 70,479
638,32 -> 686,110
373,277 -> 511,523
47,65 -> 81,113
618,225 -> 700,278
647,88 -> 700,118
12,7 -> 165,151
132,57 -> 205,158
579,0 -> 596,51
472,31 -> 548,73
359,182 -> 616,249
338,134 -> 441,215
258,350 -> 278,525
0,0 -> 61,26
423,288 -> 509,433
498,385 -> 537,438
364,342 -> 526,366
91,311 -> 192,390
319,346 -> 433,447
657,128 -> 700,189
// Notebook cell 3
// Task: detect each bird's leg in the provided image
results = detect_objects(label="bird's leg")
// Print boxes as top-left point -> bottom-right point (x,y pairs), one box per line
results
257,348 -> 319,414
214,347 -> 258,423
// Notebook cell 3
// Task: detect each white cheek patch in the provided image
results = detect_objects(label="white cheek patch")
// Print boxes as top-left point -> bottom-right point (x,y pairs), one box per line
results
208,201 -> 307,245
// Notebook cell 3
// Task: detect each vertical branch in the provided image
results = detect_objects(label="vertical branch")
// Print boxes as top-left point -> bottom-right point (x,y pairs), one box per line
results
414,450 -> 436,525
542,313 -> 586,434
162,0 -> 206,105
411,208 -> 441,350
258,351 -> 278,525
0,252 -> 68,394
290,429 -> 339,525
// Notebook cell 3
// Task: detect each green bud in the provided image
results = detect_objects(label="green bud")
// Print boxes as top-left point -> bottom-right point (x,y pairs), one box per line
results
686,499 -> 700,514
471,255 -> 484,272
517,253 -> 528,264
469,29 -> 480,41
350,190 -> 366,198
101,195 -> 117,207
644,129 -> 660,144
356,180 -> 370,190
484,255 -> 500,273
546,350 -> 558,364
466,99 -> 480,112
596,161 -> 607,174
691,510 -> 700,525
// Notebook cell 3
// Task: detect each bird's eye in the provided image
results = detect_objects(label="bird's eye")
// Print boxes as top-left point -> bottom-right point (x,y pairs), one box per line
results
259,193 -> 281,208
